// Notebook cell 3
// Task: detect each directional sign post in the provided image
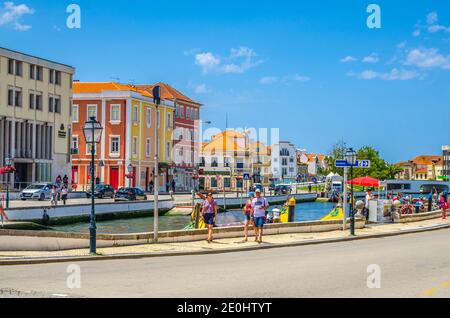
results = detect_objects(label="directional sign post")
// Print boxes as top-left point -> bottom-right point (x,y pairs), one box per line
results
334,158 -> 371,233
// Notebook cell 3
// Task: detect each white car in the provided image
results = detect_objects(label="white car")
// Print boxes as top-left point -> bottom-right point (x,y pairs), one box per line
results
20,183 -> 57,201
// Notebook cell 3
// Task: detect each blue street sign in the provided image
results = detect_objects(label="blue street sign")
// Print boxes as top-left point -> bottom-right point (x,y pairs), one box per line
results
335,160 -> 349,167
335,159 -> 371,168
357,160 -> 371,168
243,173 -> 250,181
312,177 -> 318,183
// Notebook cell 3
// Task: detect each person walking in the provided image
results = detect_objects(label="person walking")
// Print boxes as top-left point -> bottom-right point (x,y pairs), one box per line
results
439,194 -> 447,219
149,180 -> 154,193
61,186 -> 68,206
50,185 -> 58,207
55,175 -> 62,188
202,193 -> 218,243
171,179 -> 176,193
62,175 -> 69,188
251,189 -> 269,244
243,192 -> 255,242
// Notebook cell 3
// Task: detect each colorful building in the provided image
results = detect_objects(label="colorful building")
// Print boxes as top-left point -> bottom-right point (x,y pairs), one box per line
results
199,130 -> 253,192
138,83 -> 201,192
0,47 -> 75,189
395,155 -> 443,181
71,82 -> 174,191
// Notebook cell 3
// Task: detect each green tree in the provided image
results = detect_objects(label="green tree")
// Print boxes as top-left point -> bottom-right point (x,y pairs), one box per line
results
323,143 -> 401,181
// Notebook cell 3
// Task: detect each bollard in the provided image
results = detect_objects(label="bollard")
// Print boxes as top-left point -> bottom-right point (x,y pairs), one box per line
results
194,203 -> 201,229
288,197 -> 296,223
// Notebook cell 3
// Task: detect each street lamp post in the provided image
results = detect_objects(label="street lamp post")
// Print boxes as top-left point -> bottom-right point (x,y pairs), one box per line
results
345,148 -> 357,236
127,164 -> 133,187
82,116 -> 103,255
4,156 -> 12,209
152,86 -> 161,243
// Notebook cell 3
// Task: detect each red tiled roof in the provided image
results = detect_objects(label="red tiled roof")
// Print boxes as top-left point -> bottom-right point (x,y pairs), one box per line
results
138,82 -> 199,105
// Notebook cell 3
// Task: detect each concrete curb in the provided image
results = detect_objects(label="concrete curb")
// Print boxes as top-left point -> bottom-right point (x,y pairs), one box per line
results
1,222 -> 450,266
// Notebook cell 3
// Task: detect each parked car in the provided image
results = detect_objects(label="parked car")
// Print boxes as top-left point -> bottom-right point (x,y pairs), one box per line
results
114,188 -> 148,202
86,184 -> 115,199
20,183 -> 55,201
274,184 -> 291,195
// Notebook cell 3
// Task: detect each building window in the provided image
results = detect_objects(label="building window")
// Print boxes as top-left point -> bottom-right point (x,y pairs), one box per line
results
36,66 -> 43,81
49,96 -> 54,112
110,104 -> 121,122
111,136 -> 120,155
211,178 -> 217,188
133,106 -> 138,123
132,137 -> 138,157
9,87 -> 22,107
49,69 -> 54,84
166,141 -> 171,160
30,65 -> 35,79
157,110 -> 160,128
72,105 -> 79,122
55,71 -> 61,85
36,92 -> 42,110
186,107 -> 190,119
180,106 -> 184,118
54,96 -> 61,113
87,105 -> 97,120
8,59 -> 14,74
167,113 -> 171,129
146,108 -> 152,127
29,92 -> 35,109
146,139 -> 151,157
72,136 -> 79,151
8,60 -> 22,76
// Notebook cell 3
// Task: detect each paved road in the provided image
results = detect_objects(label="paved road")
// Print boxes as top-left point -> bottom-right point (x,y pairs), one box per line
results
2,229 -> 449,298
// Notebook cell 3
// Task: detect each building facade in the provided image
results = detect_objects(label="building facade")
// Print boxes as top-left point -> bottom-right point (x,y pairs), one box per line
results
72,82 -> 174,192
199,130 -> 252,192
271,141 -> 297,182
139,83 -> 201,192
443,145 -> 450,180
395,155 -> 443,181
0,47 -> 75,189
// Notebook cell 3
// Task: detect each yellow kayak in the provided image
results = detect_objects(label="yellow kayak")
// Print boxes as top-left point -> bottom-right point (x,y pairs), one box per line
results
321,207 -> 343,221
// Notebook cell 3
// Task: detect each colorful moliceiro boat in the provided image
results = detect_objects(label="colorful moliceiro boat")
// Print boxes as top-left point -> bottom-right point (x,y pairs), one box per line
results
321,207 -> 343,221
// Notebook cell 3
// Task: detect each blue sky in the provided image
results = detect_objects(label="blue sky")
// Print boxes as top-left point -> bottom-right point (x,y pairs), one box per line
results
1,0 -> 449,163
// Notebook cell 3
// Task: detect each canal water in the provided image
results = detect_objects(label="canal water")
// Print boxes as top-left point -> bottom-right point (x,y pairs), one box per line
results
51,201 -> 338,234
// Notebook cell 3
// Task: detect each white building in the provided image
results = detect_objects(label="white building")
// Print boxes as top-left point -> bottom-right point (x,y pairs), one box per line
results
271,141 -> 297,181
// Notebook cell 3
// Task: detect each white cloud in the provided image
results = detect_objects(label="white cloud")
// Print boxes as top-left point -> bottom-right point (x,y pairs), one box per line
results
194,47 -> 263,75
340,56 -> 357,63
259,74 -> 310,85
356,68 -> 421,81
195,52 -> 221,74
359,70 -> 379,80
404,47 -> 450,70
426,12 -> 438,25
194,84 -> 211,94
413,11 -> 450,36
397,41 -> 407,49
379,68 -> 421,81
290,74 -> 311,82
0,2 -> 34,31
259,76 -> 278,85
362,53 -> 380,63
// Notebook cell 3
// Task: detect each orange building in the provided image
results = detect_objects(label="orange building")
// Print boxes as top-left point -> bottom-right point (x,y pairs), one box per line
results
71,82 -> 174,191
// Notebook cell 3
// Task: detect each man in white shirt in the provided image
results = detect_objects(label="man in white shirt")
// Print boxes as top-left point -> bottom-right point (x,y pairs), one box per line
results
251,189 -> 269,243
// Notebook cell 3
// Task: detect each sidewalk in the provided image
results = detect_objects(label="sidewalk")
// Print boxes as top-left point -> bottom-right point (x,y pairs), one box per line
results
1,217 -> 449,264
